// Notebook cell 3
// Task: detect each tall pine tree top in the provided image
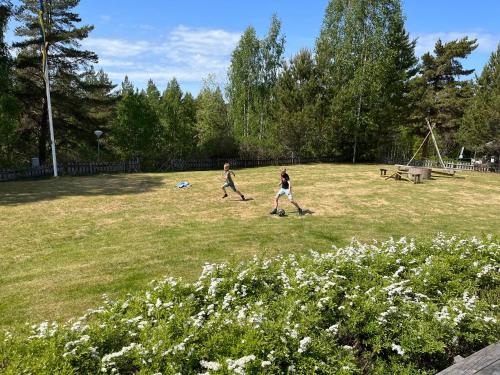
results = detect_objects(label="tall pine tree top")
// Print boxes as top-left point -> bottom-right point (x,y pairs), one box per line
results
13,0 -> 114,163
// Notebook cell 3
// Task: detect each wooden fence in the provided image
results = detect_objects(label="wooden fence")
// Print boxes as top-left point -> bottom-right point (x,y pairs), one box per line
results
0,159 -> 140,182
165,157 -> 335,172
383,158 -> 498,172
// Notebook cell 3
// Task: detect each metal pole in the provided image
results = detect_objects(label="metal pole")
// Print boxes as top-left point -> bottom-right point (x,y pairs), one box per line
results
44,61 -> 58,176
97,138 -> 100,162
39,0 -> 58,177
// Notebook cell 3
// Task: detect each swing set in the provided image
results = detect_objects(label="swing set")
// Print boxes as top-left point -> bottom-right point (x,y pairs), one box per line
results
382,118 -> 456,183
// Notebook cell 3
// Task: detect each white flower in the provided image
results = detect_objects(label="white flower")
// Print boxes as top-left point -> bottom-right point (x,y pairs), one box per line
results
393,266 -> 405,277
298,337 -> 312,353
101,343 -> 144,367
391,343 -> 405,355
227,355 -> 256,374
483,316 -> 497,323
64,335 -> 90,351
208,278 -> 223,297
435,306 -> 450,321
261,360 -> 272,367
326,324 -> 339,335
200,360 -> 221,371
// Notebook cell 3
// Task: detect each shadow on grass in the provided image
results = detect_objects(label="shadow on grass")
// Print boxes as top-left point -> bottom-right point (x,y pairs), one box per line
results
0,174 -> 165,205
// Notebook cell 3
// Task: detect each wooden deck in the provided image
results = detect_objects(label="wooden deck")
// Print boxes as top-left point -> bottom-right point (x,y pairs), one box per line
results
437,342 -> 500,374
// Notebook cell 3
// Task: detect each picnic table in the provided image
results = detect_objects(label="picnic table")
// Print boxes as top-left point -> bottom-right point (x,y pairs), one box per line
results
381,168 -> 421,184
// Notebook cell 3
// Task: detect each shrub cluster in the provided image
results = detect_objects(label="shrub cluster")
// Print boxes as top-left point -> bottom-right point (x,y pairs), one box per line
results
1,234 -> 499,374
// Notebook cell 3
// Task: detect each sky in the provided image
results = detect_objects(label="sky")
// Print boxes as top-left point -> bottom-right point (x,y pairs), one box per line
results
6,0 -> 500,95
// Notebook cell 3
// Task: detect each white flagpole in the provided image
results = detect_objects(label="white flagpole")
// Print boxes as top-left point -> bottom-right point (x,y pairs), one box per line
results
43,59 -> 58,177
39,0 -> 58,177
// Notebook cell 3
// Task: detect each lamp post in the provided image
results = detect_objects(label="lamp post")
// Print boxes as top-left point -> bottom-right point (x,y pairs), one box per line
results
94,130 -> 103,162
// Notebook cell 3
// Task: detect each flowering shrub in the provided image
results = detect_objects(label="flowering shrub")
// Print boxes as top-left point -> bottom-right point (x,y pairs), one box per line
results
1,234 -> 499,374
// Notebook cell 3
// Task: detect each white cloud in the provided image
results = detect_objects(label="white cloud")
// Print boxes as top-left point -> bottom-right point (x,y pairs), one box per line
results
413,31 -> 500,57
85,25 -> 241,90
82,38 -> 152,58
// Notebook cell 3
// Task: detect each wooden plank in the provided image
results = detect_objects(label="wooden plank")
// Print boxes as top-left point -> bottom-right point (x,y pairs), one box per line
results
437,342 -> 500,375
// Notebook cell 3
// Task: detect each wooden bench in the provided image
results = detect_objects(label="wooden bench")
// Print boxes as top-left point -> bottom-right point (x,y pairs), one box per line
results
436,342 -> 500,374
380,168 -> 388,176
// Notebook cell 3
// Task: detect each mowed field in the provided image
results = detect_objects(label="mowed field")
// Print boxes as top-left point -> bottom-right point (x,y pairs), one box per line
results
1,164 -> 499,327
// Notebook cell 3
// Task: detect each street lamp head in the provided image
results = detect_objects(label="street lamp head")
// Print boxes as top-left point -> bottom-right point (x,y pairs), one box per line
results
94,130 -> 103,138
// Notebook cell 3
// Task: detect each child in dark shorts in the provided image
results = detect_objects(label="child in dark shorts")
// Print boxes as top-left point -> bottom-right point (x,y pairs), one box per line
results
222,163 -> 245,200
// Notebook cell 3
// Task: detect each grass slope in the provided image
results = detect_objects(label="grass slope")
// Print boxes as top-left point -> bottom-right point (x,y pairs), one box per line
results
1,164 -> 499,326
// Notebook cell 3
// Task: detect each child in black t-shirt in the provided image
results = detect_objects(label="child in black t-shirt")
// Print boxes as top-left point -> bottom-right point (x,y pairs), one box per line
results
270,168 -> 303,215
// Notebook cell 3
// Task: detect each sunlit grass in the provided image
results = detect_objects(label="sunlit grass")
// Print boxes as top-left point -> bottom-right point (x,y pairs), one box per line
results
1,163 -> 499,327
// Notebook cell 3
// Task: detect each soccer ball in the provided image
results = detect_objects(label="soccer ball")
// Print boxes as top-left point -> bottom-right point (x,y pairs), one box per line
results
277,208 -> 286,217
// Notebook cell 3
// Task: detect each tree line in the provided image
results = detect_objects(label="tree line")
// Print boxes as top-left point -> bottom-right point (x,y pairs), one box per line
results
0,0 -> 498,169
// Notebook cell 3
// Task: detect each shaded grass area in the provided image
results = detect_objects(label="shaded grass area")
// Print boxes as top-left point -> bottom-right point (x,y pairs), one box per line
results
1,164 -> 499,327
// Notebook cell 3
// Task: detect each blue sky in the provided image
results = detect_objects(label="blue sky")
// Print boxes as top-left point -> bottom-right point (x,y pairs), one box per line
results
8,0 -> 500,95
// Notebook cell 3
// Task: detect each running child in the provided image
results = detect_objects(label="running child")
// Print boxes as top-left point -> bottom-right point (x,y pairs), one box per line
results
221,163 -> 245,200
270,168 -> 303,215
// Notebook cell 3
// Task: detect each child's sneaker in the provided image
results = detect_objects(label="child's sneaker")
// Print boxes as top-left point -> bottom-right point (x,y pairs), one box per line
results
298,208 -> 304,215
241,195 -> 245,201
270,208 -> 277,215
222,193 -> 228,198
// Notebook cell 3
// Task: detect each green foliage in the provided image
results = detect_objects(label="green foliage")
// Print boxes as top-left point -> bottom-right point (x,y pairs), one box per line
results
227,15 -> 285,157
272,49 -> 327,157
159,78 -> 197,159
316,0 -> 418,161
1,235 -> 498,374
0,1 -> 12,91
111,87 -> 160,162
227,26 -> 261,145
0,1 -> 21,166
196,76 -> 237,158
459,43 -> 500,156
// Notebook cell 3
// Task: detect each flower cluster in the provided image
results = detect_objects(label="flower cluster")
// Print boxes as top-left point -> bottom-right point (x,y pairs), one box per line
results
1,234 -> 498,374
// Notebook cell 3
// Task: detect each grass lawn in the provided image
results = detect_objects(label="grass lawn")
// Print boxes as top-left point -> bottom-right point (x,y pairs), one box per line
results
1,163 -> 499,327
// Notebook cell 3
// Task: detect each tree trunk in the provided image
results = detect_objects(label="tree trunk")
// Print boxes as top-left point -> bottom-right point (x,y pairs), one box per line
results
353,94 -> 362,163
352,134 -> 357,163
39,98 -> 48,164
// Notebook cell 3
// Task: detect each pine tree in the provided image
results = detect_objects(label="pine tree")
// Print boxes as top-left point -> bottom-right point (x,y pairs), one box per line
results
77,67 -> 116,160
13,0 -> 112,163
409,37 -> 477,156
0,1 -> 12,92
459,43 -> 500,156
120,75 -> 135,96
145,79 -> 161,110
0,1 -> 20,165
